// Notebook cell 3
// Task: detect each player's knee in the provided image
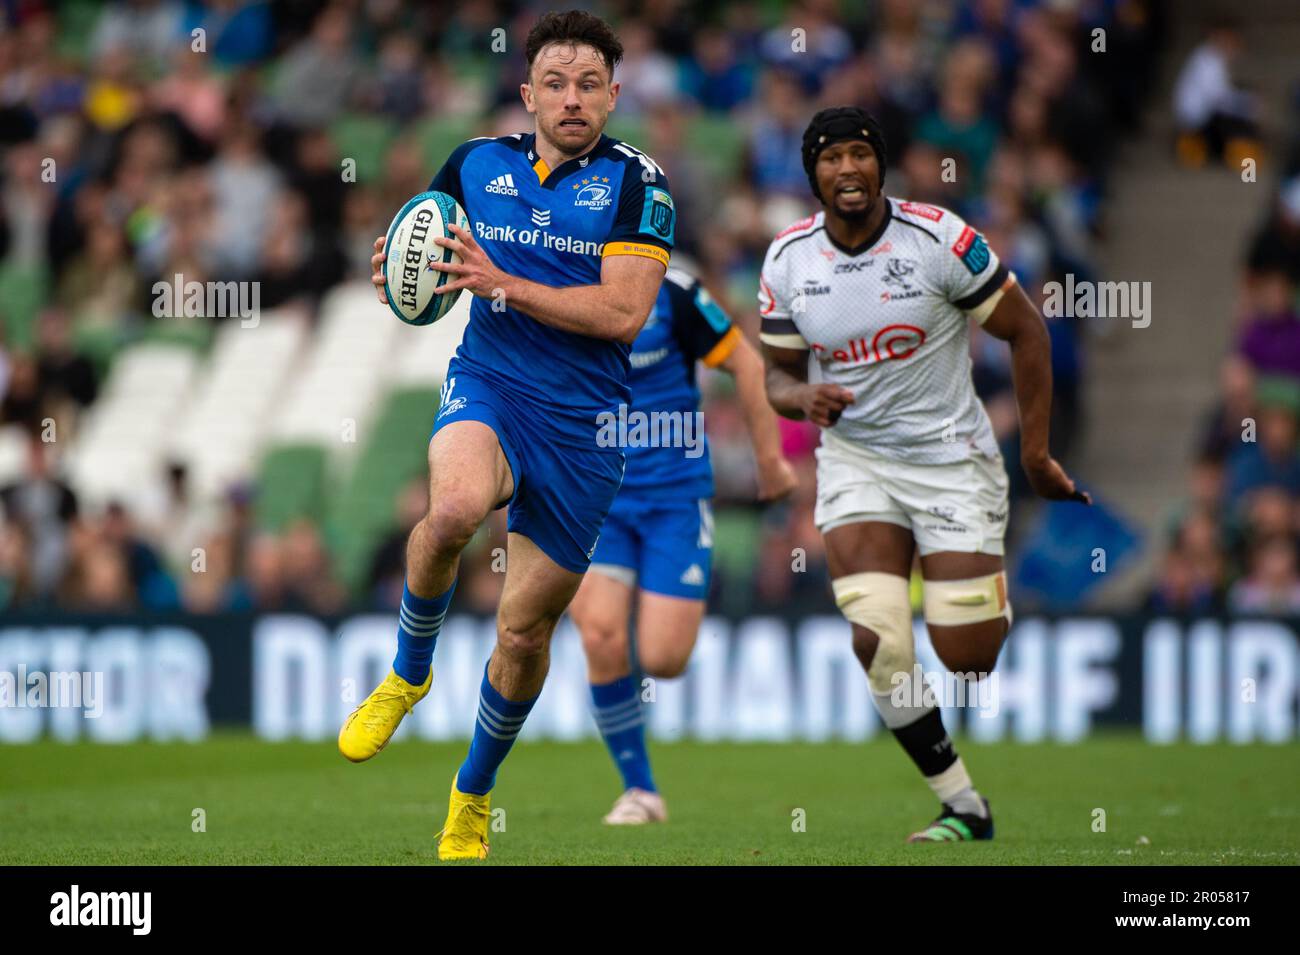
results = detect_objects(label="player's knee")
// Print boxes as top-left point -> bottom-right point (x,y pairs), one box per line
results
850,625 -> 880,671
576,615 -> 628,669
834,572 -> 914,695
418,498 -> 482,558
497,622 -> 552,661
640,645 -> 690,679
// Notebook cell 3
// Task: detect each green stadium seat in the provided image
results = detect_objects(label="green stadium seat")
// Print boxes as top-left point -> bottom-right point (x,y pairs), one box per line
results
603,117 -> 646,149
0,263 -> 48,352
54,0 -> 102,64
685,113 -> 745,186
254,444 -> 330,532
138,319 -> 214,355
414,116 -> 477,170
727,268 -> 760,316
331,113 -> 398,182
711,506 -> 761,581
70,321 -> 129,382
327,386 -> 440,592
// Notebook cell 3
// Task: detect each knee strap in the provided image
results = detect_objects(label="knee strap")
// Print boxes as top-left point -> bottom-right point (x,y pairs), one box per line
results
832,572 -> 914,695
923,572 -> 1013,627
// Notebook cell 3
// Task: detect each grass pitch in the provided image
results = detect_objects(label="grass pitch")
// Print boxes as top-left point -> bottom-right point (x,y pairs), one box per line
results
1,734 -> 1296,865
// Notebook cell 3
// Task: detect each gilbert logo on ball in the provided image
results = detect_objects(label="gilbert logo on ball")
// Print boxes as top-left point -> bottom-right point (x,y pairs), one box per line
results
383,190 -> 470,325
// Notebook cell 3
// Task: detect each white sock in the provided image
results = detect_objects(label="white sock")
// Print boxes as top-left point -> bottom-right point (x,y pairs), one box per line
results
927,758 -> 987,817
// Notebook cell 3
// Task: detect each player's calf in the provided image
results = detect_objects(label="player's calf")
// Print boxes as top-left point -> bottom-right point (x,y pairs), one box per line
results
635,592 -> 707,679
834,571 -> 991,837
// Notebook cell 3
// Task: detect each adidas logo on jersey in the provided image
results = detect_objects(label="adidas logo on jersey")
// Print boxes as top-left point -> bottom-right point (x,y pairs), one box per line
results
485,174 -> 519,196
680,564 -> 705,586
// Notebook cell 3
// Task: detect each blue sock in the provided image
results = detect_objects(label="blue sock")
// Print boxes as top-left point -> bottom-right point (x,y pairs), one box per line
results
456,665 -> 538,795
591,675 -> 655,792
392,579 -> 455,686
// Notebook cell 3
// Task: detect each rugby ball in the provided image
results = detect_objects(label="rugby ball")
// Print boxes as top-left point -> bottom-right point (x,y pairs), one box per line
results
382,190 -> 470,325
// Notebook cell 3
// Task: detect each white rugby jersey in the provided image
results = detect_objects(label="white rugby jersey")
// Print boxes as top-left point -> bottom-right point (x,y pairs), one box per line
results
758,197 -> 1016,465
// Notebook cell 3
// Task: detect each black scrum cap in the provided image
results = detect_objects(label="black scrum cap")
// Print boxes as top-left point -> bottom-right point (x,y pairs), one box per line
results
801,106 -> 887,202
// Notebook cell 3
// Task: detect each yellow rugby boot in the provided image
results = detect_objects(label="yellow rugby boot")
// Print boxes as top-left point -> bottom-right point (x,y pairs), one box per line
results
337,668 -> 431,762
436,776 -> 491,860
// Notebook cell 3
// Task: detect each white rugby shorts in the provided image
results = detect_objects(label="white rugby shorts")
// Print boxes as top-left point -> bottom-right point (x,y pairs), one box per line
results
813,429 -> 1010,555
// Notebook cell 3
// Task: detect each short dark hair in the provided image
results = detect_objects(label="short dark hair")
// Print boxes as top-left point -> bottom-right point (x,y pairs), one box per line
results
525,10 -> 624,80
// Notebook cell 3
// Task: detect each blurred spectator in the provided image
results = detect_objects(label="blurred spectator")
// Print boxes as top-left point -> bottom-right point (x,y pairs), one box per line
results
3,139 -> 56,267
758,0 -> 852,96
60,537 -> 136,612
1247,177 -> 1300,284
1172,17 -> 1259,167
253,190 -> 348,310
1198,355 -> 1257,463
0,519 -> 33,609
151,46 -> 228,143
272,5 -> 361,128
92,0 -> 185,70
287,127 -> 346,234
181,0 -> 274,68
83,47 -> 145,134
56,217 -> 140,328
280,518 -> 347,614
914,39 -> 999,194
1146,546 -> 1221,615
34,308 -> 98,412
1224,401 -> 1300,501
101,500 -> 178,608
370,32 -> 426,124
742,69 -> 809,200
1228,536 -> 1300,614
612,20 -> 677,116
0,354 -> 42,428
0,432 -> 78,600
366,476 -> 429,609
1236,268 -> 1300,380
207,119 -> 282,279
680,26 -> 755,113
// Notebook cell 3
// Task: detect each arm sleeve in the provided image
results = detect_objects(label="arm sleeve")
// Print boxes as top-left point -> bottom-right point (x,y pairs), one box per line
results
668,272 -> 741,368
603,154 -> 674,268
939,211 -> 1015,324
757,242 -> 809,350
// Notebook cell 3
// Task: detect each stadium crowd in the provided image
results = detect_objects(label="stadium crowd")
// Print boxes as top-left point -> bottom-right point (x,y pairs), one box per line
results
1148,71 -> 1300,616
0,0 -> 1164,614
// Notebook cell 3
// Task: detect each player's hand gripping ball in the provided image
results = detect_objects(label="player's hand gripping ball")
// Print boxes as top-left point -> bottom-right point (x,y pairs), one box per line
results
381,191 -> 470,325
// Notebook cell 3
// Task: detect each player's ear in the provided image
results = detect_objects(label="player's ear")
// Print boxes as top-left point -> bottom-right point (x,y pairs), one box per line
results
606,79 -> 619,112
520,82 -> 536,114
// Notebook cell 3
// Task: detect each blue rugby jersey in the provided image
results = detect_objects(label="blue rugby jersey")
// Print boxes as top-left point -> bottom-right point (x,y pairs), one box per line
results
615,268 -> 740,500
428,132 -> 675,439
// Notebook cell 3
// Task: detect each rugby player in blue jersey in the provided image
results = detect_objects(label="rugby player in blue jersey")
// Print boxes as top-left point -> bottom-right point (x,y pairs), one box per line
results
568,267 -> 796,824
338,10 -> 677,860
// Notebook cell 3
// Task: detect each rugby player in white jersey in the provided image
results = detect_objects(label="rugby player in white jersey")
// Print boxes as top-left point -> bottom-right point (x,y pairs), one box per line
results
759,106 -> 1090,843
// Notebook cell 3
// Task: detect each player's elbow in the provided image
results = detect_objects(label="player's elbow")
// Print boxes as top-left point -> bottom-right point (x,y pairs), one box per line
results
612,306 -> 648,344
614,321 -> 641,345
